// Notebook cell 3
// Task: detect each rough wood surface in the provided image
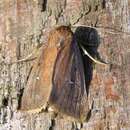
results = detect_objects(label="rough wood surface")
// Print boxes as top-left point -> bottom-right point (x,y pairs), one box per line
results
0,0 -> 130,130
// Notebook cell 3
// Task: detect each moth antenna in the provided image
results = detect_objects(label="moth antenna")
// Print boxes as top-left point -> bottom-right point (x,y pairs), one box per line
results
10,54 -> 37,64
80,45 -> 108,66
72,25 -> 130,36
2,55 -> 36,66
4,45 -> 45,65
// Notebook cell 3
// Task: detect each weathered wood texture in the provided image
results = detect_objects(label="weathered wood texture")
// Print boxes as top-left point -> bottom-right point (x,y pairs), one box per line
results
0,0 -> 130,130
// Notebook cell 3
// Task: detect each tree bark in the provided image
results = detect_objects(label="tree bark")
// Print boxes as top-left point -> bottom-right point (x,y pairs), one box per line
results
0,0 -> 130,130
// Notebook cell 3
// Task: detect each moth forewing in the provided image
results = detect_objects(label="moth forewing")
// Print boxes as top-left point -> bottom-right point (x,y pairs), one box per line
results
20,46 -> 58,112
49,35 -> 89,121
20,26 -> 74,113
20,26 -> 71,112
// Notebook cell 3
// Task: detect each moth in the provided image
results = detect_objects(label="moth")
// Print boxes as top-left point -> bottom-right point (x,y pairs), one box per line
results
20,26 -> 104,121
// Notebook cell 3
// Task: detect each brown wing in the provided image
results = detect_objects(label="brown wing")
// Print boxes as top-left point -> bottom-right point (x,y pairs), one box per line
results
20,46 -> 58,111
20,26 -> 73,111
49,37 -> 89,121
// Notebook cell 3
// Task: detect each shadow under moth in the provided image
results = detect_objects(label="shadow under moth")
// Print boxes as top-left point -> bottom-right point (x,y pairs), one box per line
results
20,26 -> 106,121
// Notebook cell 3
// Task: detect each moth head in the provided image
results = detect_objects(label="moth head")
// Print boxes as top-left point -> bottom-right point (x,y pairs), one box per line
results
47,26 -> 73,49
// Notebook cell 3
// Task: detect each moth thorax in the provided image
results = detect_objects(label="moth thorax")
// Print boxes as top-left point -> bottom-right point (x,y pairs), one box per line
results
48,26 -> 73,48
